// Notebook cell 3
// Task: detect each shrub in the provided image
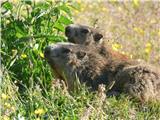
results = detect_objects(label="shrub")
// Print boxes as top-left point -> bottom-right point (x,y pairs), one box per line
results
1,1 -> 74,91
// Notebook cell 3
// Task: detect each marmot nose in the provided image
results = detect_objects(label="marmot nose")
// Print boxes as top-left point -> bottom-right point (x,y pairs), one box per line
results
44,46 -> 51,58
65,26 -> 71,37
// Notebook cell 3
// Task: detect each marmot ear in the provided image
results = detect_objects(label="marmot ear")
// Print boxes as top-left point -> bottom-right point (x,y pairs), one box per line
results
94,33 -> 103,42
76,51 -> 86,59
81,28 -> 90,34
61,47 -> 72,54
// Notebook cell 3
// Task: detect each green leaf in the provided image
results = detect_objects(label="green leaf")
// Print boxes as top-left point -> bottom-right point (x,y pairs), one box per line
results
31,8 -> 41,17
54,22 -> 65,32
59,4 -> 71,16
47,35 -> 65,42
15,20 -> 28,38
2,1 -> 13,10
23,0 -> 32,5
52,7 -> 60,16
36,2 -> 50,10
16,32 -> 24,38
58,15 -> 72,25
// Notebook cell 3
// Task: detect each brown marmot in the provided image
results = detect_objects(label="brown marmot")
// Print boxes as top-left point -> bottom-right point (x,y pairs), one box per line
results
65,24 -> 129,60
44,42 -> 160,102
65,24 -> 103,45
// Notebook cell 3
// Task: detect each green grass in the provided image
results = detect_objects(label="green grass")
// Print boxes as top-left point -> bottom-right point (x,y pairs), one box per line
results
1,74 -> 160,119
1,0 -> 160,119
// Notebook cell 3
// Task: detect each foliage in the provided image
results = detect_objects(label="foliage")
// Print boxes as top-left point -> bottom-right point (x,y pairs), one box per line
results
1,0 -> 73,90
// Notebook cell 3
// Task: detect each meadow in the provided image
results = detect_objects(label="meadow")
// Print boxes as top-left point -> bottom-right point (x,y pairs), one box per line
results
1,0 -> 160,119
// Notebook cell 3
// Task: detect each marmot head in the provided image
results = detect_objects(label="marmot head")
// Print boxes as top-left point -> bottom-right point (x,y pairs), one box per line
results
65,24 -> 103,45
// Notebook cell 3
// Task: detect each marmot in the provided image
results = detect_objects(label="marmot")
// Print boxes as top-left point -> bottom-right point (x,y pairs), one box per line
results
44,43 -> 160,102
65,24 -> 129,60
65,24 -> 103,45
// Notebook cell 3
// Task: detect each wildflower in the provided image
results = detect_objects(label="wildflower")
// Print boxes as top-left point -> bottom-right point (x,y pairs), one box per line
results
129,54 -> 133,59
134,27 -> 144,35
34,108 -> 45,115
11,106 -> 16,112
145,48 -> 151,54
112,43 -> 122,51
39,52 -> 44,58
4,103 -> 11,108
20,53 -> 27,59
146,42 -> 152,48
118,7 -> 122,11
102,7 -> 107,12
145,42 -> 152,54
133,0 -> 140,8
1,93 -> 10,100
80,7 -> 84,12
77,0 -> 81,4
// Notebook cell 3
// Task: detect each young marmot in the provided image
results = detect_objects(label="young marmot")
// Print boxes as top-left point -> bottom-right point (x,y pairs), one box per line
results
44,43 -> 160,102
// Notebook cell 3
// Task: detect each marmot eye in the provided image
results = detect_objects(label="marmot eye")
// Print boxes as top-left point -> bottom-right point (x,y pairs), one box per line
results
61,48 -> 71,54
76,51 -> 86,59
81,28 -> 89,34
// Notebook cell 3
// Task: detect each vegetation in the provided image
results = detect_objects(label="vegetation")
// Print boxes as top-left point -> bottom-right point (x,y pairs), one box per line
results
1,0 -> 160,119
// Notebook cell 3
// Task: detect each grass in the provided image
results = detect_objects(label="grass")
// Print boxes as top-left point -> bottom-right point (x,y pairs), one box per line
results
1,0 -> 160,119
1,75 -> 160,119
